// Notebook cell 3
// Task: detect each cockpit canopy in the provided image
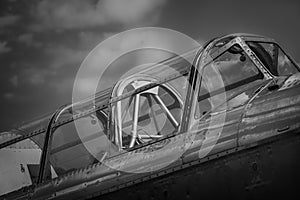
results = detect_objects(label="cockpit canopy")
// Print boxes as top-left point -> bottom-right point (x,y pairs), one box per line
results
0,33 -> 299,196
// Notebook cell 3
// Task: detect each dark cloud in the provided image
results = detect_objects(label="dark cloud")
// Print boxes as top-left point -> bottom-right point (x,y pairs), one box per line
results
0,0 -> 171,131
3,92 -> 14,100
0,15 -> 19,27
30,0 -> 168,31
9,75 -> 18,87
18,33 -> 42,48
0,41 -> 11,54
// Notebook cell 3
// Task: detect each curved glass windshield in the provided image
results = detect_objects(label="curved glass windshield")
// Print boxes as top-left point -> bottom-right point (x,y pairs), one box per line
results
195,44 -> 264,118
49,109 -> 108,176
247,42 -> 299,76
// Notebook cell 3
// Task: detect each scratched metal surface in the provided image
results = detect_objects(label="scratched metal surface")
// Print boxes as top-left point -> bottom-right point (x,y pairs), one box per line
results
4,77 -> 299,200
1,33 -> 300,200
239,74 -> 300,145
94,130 -> 300,200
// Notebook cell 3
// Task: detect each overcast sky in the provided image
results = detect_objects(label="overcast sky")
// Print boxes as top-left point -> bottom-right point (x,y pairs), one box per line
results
0,0 -> 300,132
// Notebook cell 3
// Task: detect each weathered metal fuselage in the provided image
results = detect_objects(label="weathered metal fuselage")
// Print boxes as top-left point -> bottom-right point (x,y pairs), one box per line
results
1,34 -> 300,200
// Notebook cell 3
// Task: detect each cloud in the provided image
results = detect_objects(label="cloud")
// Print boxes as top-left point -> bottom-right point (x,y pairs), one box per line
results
20,67 -> 55,86
27,70 -> 47,85
49,78 -> 74,94
99,0 -> 167,25
3,93 -> 14,100
0,15 -> 19,27
0,41 -> 11,54
78,31 -> 113,49
18,33 -> 42,48
9,75 -> 19,87
14,45 -> 88,89
30,0 -> 167,31
45,45 -> 89,69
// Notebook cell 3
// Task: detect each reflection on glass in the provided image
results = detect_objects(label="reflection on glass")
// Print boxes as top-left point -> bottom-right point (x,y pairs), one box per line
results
247,42 -> 299,76
196,44 -> 263,118
277,48 -> 299,75
49,110 -> 109,176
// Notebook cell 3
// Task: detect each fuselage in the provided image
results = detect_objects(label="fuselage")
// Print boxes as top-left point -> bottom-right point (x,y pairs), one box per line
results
1,33 -> 300,200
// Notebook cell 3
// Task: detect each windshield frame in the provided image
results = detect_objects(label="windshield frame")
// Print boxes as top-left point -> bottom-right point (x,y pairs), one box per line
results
188,35 -> 276,128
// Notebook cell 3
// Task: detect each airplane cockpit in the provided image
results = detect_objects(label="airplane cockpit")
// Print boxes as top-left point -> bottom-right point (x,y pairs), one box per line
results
110,74 -> 186,149
1,33 -> 299,198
